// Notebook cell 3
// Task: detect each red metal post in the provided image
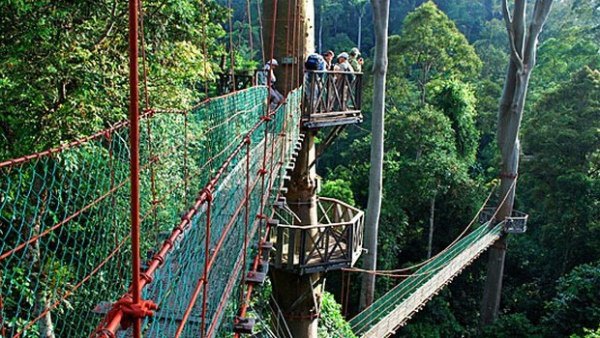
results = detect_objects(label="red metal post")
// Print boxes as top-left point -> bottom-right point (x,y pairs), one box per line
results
129,0 -> 142,336
200,197 -> 212,338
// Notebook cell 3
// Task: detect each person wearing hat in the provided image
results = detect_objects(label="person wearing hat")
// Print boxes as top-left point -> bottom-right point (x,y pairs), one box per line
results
334,52 -> 355,110
334,52 -> 354,74
349,47 -> 362,72
258,59 -> 283,106
322,50 -> 335,70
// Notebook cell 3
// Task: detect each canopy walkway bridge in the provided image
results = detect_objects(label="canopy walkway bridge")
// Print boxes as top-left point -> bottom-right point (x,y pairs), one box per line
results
348,217 -> 523,337
0,79 -> 528,338
0,0 -> 527,336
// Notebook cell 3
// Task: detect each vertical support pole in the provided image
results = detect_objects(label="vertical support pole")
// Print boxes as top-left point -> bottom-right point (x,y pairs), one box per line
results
201,198 -> 212,338
128,0 -> 141,336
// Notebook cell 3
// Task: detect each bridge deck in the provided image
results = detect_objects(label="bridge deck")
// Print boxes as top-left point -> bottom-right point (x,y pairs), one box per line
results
349,221 -> 503,337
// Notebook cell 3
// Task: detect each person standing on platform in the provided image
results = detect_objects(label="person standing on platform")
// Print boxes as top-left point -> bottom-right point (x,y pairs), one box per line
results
258,59 -> 284,107
349,47 -> 362,73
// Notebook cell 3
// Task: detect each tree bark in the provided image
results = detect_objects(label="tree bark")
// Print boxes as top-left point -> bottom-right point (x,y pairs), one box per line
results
480,0 -> 553,327
359,0 -> 390,310
357,13 -> 362,50
265,0 -> 320,336
427,193 -> 436,259
28,186 -> 56,338
318,2 -> 323,53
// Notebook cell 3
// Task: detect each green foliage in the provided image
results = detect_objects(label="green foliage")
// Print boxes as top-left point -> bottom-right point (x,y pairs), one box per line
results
522,67 -> 600,277
395,1 -> 482,99
321,178 -> 356,206
430,79 -> 480,164
543,262 -> 600,336
318,292 -> 357,338
571,327 -> 600,338
480,313 -> 542,338
0,0 -> 227,159
398,296 -> 464,338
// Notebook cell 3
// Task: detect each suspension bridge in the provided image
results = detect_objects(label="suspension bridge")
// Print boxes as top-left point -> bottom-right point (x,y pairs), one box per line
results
0,0 -> 528,337
0,81 -> 528,338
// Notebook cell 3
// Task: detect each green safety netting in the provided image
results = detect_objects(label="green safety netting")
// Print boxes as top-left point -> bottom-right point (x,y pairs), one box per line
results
0,85 -> 302,338
349,221 -> 503,336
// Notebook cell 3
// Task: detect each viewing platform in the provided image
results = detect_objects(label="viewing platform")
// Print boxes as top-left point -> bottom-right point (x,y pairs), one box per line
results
270,197 -> 364,275
303,70 -> 363,129
478,207 -> 529,234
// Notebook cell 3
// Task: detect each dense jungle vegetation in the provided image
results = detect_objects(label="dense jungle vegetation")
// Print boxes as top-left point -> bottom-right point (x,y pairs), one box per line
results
0,0 -> 598,337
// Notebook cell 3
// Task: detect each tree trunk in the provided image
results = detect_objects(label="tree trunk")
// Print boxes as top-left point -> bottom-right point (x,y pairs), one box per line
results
359,0 -> 390,310
29,186 -> 56,338
265,0 -> 320,336
318,3 -> 323,52
480,0 -> 553,327
427,193 -> 436,259
357,14 -> 362,50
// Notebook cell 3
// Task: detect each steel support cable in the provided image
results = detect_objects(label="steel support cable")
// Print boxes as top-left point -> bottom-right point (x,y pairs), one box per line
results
210,133 -> 287,336
0,87 -> 268,337
15,237 -> 129,338
282,0 -> 293,94
172,196 -> 212,338
174,147 -> 266,337
239,139 -> 252,305
349,223 -> 500,333
344,182 -> 499,276
348,179 -> 519,332
269,294 -> 294,338
177,124 -> 284,336
94,89 -> 271,336
138,0 -> 159,244
234,91 -> 302,338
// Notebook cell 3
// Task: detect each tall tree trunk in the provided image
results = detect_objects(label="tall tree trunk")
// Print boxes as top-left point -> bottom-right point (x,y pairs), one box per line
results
28,186 -> 56,338
359,0 -> 390,310
318,3 -> 323,53
480,0 -> 553,327
427,192 -> 436,259
357,14 -> 362,50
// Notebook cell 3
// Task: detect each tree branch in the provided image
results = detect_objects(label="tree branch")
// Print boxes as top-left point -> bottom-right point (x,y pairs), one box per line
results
502,0 -> 524,68
523,0 -> 554,67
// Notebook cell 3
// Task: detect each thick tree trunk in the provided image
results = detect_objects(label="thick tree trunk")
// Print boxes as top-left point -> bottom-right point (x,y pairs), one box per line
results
265,0 -> 319,336
480,0 -> 553,327
359,0 -> 390,310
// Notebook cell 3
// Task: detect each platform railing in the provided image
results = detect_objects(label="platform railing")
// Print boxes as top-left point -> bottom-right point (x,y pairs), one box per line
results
302,70 -> 363,128
478,207 -> 528,234
272,197 -> 364,274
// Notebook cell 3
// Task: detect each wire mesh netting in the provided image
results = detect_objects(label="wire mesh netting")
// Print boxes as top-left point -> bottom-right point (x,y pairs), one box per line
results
0,86 -> 302,338
349,221 -> 504,336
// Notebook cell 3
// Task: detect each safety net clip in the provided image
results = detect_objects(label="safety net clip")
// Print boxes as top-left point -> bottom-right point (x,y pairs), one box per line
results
261,115 -> 272,122
113,295 -> 159,330
201,187 -> 214,202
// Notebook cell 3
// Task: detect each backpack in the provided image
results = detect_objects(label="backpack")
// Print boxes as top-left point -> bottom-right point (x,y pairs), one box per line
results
305,53 -> 325,71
